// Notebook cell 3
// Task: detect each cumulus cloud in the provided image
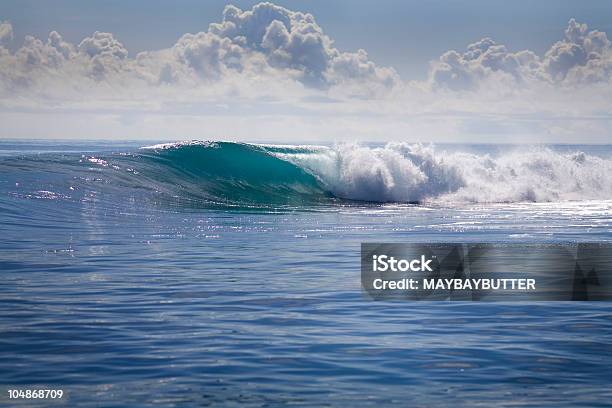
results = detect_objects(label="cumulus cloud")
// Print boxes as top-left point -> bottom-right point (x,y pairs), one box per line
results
78,31 -> 127,60
0,2 -> 397,99
174,32 -> 243,78
0,30 -> 76,91
170,2 -> 398,91
544,18 -> 612,83
429,18 -> 612,90
429,38 -> 540,90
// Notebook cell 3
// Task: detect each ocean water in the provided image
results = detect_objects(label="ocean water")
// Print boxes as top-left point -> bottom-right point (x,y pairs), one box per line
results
1,140 -> 611,407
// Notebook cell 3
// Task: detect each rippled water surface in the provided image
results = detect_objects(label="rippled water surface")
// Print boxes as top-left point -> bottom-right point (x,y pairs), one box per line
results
1,141 -> 611,407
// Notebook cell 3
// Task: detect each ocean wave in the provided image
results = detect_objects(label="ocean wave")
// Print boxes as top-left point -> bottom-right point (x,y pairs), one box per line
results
136,140 -> 612,205
136,141 -> 332,206
4,141 -> 612,207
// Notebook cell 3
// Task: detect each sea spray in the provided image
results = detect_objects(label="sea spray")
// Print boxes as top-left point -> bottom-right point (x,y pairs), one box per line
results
266,142 -> 612,203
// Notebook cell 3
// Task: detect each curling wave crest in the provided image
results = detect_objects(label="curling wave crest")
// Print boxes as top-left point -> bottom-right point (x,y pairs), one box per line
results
137,141 -> 612,205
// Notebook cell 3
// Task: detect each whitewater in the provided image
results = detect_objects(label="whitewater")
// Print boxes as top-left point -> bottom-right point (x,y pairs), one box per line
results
141,141 -> 612,205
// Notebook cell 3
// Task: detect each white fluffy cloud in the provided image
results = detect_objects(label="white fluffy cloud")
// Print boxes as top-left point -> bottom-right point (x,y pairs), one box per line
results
429,18 -> 612,91
0,2 -> 398,99
545,18 -> 612,83
169,2 -> 399,93
429,38 -> 540,90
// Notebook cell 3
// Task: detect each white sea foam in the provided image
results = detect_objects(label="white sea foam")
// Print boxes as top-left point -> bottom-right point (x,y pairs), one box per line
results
140,140 -> 217,150
272,143 -> 612,203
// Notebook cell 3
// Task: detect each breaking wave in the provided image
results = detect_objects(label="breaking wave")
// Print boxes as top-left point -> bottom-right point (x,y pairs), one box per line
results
5,140 -> 612,208
137,141 -> 612,205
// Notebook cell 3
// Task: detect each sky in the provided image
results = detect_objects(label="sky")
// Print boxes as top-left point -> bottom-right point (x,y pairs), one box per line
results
1,1 -> 612,143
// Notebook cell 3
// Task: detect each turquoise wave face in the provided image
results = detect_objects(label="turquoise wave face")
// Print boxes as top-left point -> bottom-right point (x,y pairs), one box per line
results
134,142 -> 334,207
0,141 -> 344,211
